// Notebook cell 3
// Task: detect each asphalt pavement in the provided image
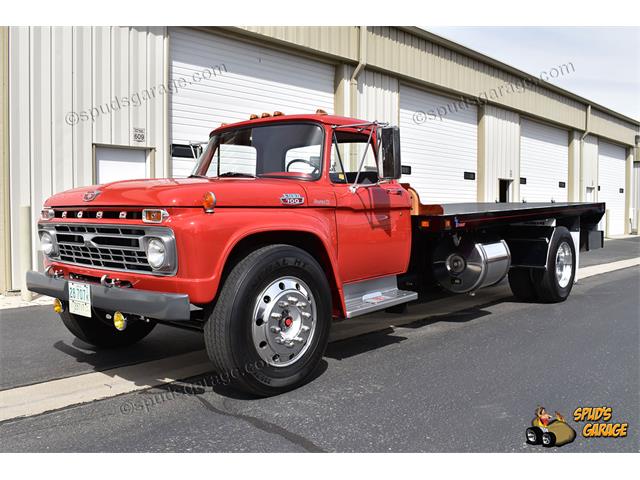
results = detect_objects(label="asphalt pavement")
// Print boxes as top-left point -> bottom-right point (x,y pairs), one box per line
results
0,237 -> 638,452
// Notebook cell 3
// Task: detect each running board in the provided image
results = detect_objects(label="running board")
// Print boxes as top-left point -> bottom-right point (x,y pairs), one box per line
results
343,275 -> 418,319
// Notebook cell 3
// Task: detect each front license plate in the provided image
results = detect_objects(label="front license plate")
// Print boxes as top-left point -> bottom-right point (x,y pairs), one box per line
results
68,281 -> 92,318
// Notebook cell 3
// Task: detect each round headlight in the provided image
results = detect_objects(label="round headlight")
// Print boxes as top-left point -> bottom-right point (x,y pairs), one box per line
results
145,238 -> 166,269
40,231 -> 56,256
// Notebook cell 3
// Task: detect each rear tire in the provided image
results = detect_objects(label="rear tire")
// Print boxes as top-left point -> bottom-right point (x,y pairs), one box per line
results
532,227 -> 576,303
60,308 -> 156,348
204,244 -> 331,397
508,268 -> 538,302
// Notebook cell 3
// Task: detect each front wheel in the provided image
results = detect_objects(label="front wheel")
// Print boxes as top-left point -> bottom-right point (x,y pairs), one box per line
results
204,244 -> 332,396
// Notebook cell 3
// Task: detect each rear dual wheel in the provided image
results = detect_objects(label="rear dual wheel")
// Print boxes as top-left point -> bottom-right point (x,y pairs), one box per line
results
508,226 -> 576,303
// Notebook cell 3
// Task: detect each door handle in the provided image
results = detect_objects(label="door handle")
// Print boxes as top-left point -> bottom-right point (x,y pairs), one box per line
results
387,189 -> 404,195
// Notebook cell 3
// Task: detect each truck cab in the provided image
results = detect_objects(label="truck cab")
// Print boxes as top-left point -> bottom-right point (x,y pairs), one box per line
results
27,112 -> 605,396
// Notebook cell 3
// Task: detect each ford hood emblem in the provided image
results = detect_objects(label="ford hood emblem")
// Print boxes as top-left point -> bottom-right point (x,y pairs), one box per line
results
83,190 -> 101,202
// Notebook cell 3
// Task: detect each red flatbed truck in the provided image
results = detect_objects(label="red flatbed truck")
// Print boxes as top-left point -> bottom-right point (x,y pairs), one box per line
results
27,112 -> 605,396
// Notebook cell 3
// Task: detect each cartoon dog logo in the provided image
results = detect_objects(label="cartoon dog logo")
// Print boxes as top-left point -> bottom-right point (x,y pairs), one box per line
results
526,406 -> 576,448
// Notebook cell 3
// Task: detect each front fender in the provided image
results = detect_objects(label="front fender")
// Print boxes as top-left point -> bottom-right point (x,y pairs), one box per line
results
173,207 -> 344,311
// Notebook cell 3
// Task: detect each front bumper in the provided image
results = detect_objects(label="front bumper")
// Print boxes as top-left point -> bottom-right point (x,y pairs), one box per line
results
26,271 -> 191,321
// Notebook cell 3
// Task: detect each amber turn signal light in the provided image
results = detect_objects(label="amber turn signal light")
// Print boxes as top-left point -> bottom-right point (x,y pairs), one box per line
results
202,191 -> 216,213
142,209 -> 168,223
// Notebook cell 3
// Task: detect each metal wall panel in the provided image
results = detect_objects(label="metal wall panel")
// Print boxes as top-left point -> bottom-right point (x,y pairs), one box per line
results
7,26 -> 167,289
479,105 -> 520,202
0,27 -> 10,292
235,26 -> 359,62
357,69 -> 399,124
590,108 -> 639,148
633,161 -> 640,233
581,135 -> 598,201
8,27 -> 31,290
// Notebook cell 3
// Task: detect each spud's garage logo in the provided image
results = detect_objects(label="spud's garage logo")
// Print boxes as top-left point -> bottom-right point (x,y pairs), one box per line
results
526,406 -> 577,448
573,406 -> 628,438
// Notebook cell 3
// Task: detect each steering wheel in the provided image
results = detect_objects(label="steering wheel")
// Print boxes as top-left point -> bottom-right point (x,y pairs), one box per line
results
286,158 -> 319,176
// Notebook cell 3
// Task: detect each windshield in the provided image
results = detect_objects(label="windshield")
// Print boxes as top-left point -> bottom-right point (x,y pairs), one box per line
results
191,123 -> 324,181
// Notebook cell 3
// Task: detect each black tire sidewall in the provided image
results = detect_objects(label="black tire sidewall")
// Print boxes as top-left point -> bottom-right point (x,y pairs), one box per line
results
535,227 -> 576,302
60,307 -> 155,348
225,246 -> 331,394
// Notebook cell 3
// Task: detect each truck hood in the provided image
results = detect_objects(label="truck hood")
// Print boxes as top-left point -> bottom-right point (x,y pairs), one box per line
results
44,177 -> 309,208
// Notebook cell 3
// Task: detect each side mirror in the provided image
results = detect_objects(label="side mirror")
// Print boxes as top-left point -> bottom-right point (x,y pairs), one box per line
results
378,126 -> 402,180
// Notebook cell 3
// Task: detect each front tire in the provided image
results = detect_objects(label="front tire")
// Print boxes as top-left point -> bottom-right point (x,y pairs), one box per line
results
526,427 -> 543,445
60,308 -> 156,348
204,244 -> 332,396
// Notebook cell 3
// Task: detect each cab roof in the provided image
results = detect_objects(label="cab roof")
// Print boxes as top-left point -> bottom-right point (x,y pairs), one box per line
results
209,113 -> 370,137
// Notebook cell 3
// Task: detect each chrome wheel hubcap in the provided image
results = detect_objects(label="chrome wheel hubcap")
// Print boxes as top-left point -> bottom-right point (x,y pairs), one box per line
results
251,276 -> 316,367
555,241 -> 573,288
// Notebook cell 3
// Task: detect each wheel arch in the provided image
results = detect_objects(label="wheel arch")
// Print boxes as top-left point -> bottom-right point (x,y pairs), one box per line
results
219,229 -> 345,317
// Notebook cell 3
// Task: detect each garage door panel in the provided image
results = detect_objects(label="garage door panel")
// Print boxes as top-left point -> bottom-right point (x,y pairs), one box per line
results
520,118 -> 568,203
399,86 -> 477,204
598,141 -> 626,236
170,28 -> 334,176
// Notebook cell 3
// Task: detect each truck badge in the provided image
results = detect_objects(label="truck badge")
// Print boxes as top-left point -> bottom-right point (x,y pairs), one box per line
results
83,190 -> 101,202
280,193 -> 305,206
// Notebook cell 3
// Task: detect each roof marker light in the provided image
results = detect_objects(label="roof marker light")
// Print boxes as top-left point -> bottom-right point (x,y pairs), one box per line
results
316,109 -> 328,115
261,112 -> 272,118
273,111 -> 284,116
249,114 -> 259,120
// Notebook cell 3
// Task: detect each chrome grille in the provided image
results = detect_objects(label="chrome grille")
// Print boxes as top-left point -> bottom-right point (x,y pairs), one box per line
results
40,223 -> 176,275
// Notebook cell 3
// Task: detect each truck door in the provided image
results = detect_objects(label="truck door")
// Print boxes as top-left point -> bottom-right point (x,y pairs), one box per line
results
330,129 -> 411,283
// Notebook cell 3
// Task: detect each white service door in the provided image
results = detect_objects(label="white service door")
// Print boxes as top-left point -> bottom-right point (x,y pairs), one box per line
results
519,118 -> 568,203
598,141 -> 627,236
170,27 -> 335,177
96,147 -> 147,184
399,86 -> 477,204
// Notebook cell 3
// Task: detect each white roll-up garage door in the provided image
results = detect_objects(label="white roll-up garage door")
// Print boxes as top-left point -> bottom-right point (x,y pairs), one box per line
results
399,86 -> 477,204
520,118 -> 568,203
170,28 -> 335,177
598,141 -> 627,236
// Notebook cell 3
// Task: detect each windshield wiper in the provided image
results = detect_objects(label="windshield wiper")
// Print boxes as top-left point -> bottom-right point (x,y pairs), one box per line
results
218,172 -> 256,178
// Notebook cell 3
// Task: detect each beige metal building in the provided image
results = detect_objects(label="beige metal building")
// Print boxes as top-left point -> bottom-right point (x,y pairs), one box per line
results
1,26 -> 639,293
